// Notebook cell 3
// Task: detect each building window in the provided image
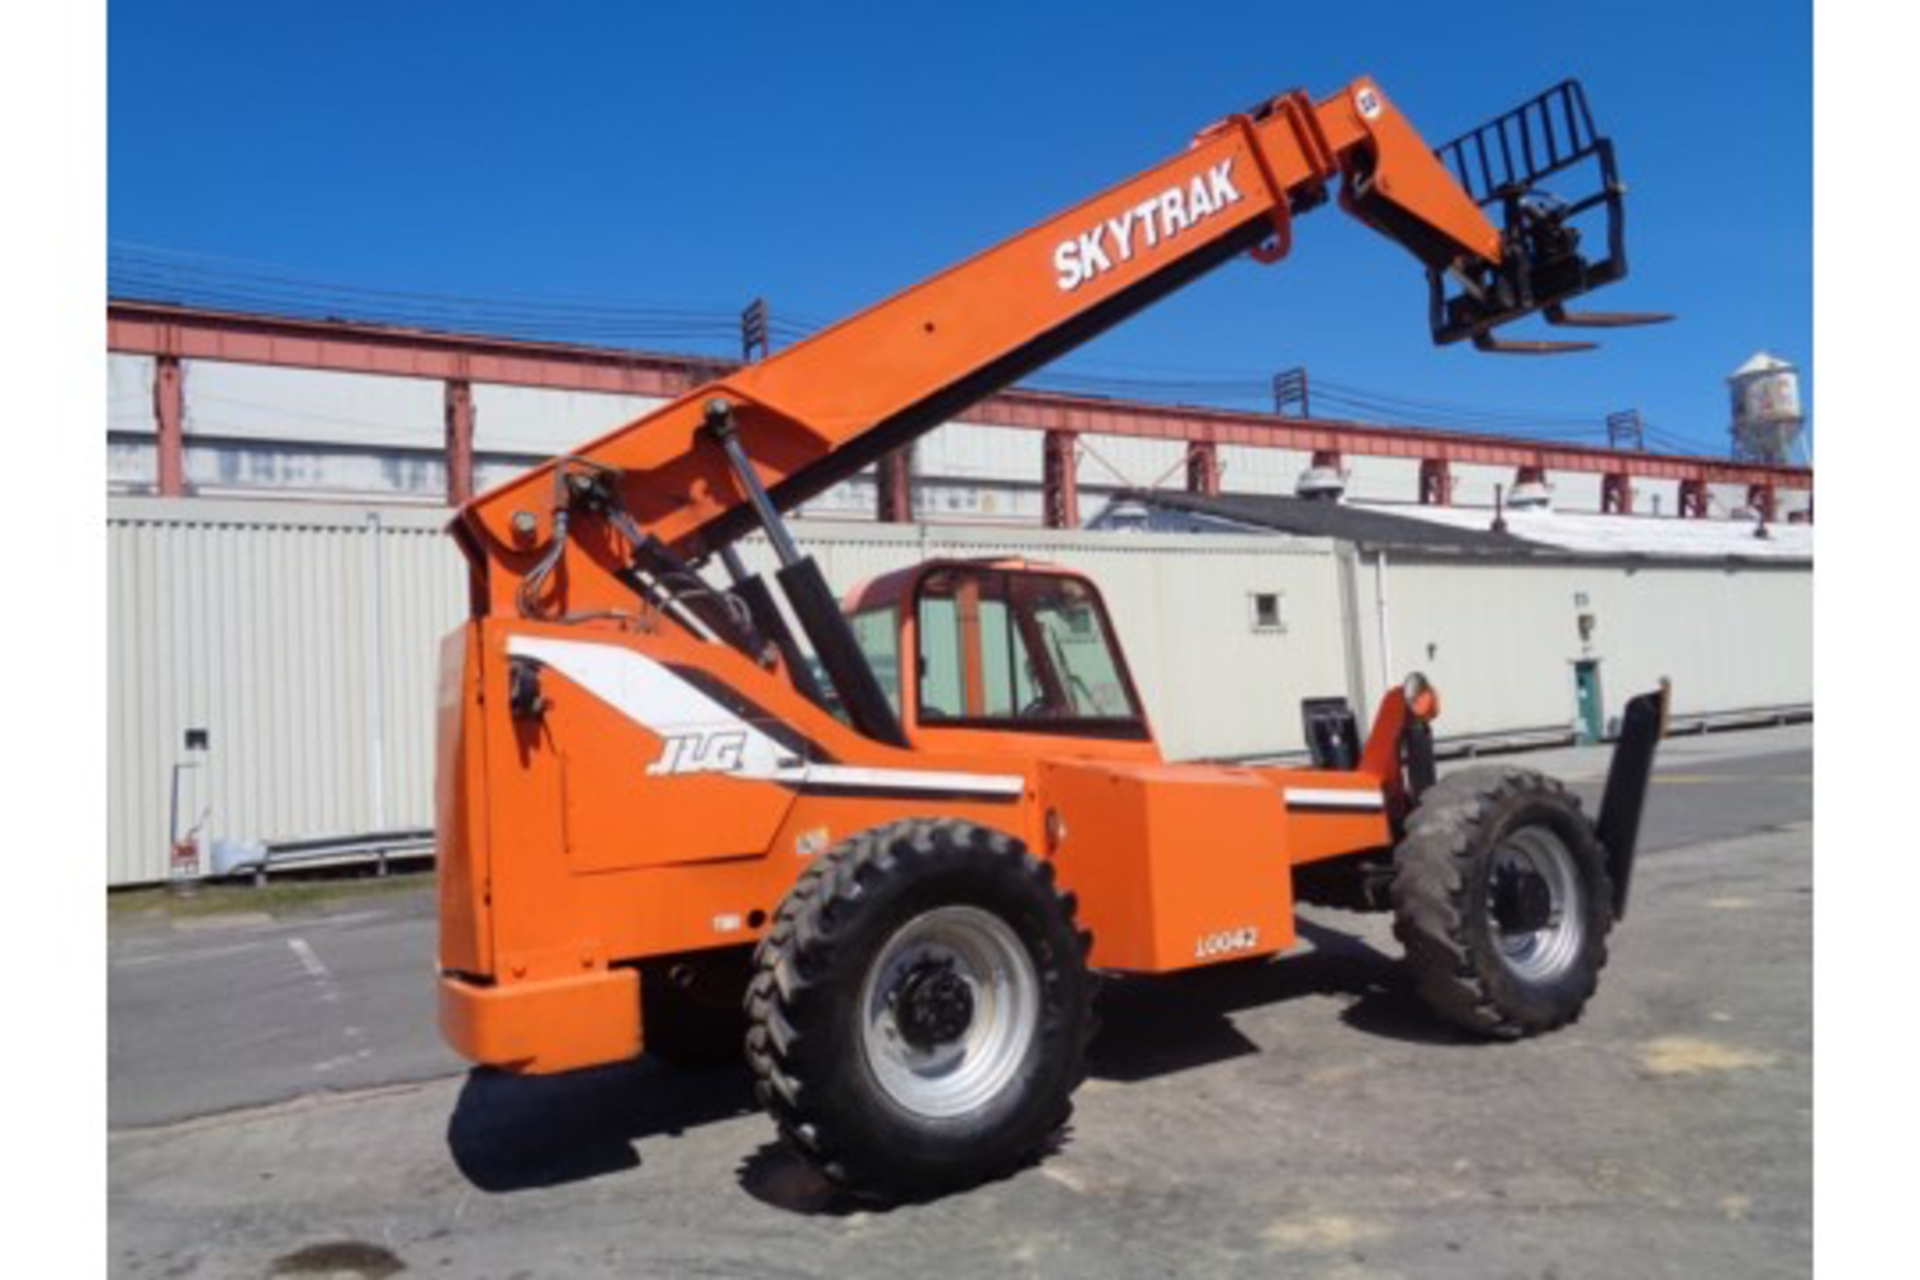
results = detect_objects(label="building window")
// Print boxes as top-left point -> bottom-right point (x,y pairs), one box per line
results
1250,591 -> 1285,633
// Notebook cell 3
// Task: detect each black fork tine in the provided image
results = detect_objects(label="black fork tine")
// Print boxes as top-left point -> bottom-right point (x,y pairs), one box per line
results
1473,331 -> 1599,355
1543,304 -> 1677,329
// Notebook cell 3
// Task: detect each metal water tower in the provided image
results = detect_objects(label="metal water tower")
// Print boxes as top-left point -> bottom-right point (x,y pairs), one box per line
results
1728,352 -> 1807,465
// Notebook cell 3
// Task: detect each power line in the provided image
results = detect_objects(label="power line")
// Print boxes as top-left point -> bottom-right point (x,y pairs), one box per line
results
110,242 -> 753,320
111,242 -> 1724,456
110,243 -> 758,351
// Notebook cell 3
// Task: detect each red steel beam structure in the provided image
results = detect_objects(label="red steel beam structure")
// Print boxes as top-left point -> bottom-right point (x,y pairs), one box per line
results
1042,431 -> 1081,530
444,377 -> 476,506
152,354 -> 186,497
1678,479 -> 1710,518
876,449 -> 913,523
971,394 -> 1810,489
1601,472 -> 1634,516
1185,441 -> 1221,496
110,302 -> 732,397
109,302 -> 1815,508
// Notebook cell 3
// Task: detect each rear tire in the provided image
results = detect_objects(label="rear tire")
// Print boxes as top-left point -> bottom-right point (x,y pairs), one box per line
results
1390,766 -> 1613,1038
744,818 -> 1093,1199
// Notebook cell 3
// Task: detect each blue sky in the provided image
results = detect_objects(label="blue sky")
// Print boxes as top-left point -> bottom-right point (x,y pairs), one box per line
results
108,0 -> 1810,456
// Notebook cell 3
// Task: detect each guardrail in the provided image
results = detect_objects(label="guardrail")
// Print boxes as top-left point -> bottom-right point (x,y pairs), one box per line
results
208,829 -> 436,886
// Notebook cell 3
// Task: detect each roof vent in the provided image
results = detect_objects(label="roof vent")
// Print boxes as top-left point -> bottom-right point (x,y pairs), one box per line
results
1295,450 -> 1347,500
1296,449 -> 1347,501
1092,496 -> 1153,531
1507,479 -> 1553,510
1295,467 -> 1346,501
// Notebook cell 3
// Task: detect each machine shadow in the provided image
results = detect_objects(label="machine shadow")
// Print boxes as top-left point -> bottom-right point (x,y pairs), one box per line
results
735,1127 -> 1074,1218
446,1056 -> 757,1193
1089,914 -> 1470,1083
445,916 -> 1463,1199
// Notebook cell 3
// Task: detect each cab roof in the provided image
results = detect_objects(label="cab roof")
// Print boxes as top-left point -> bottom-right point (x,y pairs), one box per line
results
841,556 -> 1084,614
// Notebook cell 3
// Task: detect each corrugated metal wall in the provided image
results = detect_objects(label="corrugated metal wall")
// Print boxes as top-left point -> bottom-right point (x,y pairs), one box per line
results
105,504 -> 1356,883
107,500 -> 468,886
1346,551 -> 1813,740
107,498 -> 1811,885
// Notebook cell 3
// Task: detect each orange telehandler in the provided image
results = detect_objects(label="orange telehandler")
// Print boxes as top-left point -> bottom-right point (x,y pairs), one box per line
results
436,77 -> 1670,1197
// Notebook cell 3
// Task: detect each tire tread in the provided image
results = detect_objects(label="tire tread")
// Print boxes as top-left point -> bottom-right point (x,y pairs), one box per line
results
1390,766 -> 1613,1039
744,818 -> 1093,1196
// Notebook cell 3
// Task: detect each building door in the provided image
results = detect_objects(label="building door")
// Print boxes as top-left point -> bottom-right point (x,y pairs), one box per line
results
1573,660 -> 1604,744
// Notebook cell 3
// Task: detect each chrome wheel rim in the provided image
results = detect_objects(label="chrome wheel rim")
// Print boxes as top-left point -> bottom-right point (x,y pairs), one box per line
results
858,905 -> 1038,1119
1488,826 -> 1585,983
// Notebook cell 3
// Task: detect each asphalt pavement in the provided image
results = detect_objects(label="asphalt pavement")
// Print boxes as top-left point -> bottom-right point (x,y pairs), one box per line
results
108,723 -> 1813,1279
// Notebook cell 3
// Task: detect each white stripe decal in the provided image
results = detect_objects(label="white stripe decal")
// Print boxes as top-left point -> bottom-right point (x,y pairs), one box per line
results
507,636 -> 1025,799
1284,787 -> 1385,810
805,766 -> 1026,796
511,635 -> 797,777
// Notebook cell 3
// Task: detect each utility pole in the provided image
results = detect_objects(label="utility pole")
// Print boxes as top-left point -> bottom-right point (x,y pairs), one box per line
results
741,297 -> 771,363
1606,409 -> 1645,452
1272,367 -> 1310,418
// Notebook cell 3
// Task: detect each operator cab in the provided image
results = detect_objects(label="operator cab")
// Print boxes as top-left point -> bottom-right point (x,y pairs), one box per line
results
843,559 -> 1159,759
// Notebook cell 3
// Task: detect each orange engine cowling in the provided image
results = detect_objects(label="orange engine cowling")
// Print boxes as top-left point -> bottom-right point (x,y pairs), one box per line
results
1039,759 -> 1297,972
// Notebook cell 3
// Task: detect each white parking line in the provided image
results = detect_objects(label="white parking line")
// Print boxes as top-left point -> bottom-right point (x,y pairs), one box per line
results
112,941 -> 269,970
286,937 -> 329,980
312,1048 -> 374,1074
287,937 -> 341,1003
307,910 -> 384,929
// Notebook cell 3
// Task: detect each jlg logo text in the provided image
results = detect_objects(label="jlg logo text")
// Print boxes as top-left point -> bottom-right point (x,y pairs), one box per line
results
1053,160 -> 1243,291
648,729 -> 749,777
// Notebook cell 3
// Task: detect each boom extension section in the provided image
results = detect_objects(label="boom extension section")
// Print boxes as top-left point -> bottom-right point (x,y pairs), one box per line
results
455,76 -> 1658,658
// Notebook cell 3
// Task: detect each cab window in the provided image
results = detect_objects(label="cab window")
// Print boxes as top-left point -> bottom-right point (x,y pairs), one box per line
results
847,606 -> 902,716
913,567 -> 1144,734
1021,576 -> 1136,717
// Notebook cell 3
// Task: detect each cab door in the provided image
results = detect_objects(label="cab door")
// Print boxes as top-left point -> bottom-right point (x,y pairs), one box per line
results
903,565 -> 1163,763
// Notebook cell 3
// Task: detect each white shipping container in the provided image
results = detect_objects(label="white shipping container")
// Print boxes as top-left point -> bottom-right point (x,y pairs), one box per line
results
106,498 -> 1811,885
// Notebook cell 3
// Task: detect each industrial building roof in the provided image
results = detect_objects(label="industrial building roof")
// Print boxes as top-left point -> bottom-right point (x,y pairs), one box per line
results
1095,490 -> 1813,564
1096,491 -> 1544,555
1386,503 -> 1814,563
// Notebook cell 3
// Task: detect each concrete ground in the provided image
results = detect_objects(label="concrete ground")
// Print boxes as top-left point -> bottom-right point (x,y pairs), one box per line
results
109,725 -> 1811,1279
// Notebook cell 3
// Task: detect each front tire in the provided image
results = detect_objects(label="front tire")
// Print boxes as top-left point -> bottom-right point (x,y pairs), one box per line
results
1390,766 -> 1614,1038
744,819 -> 1093,1198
